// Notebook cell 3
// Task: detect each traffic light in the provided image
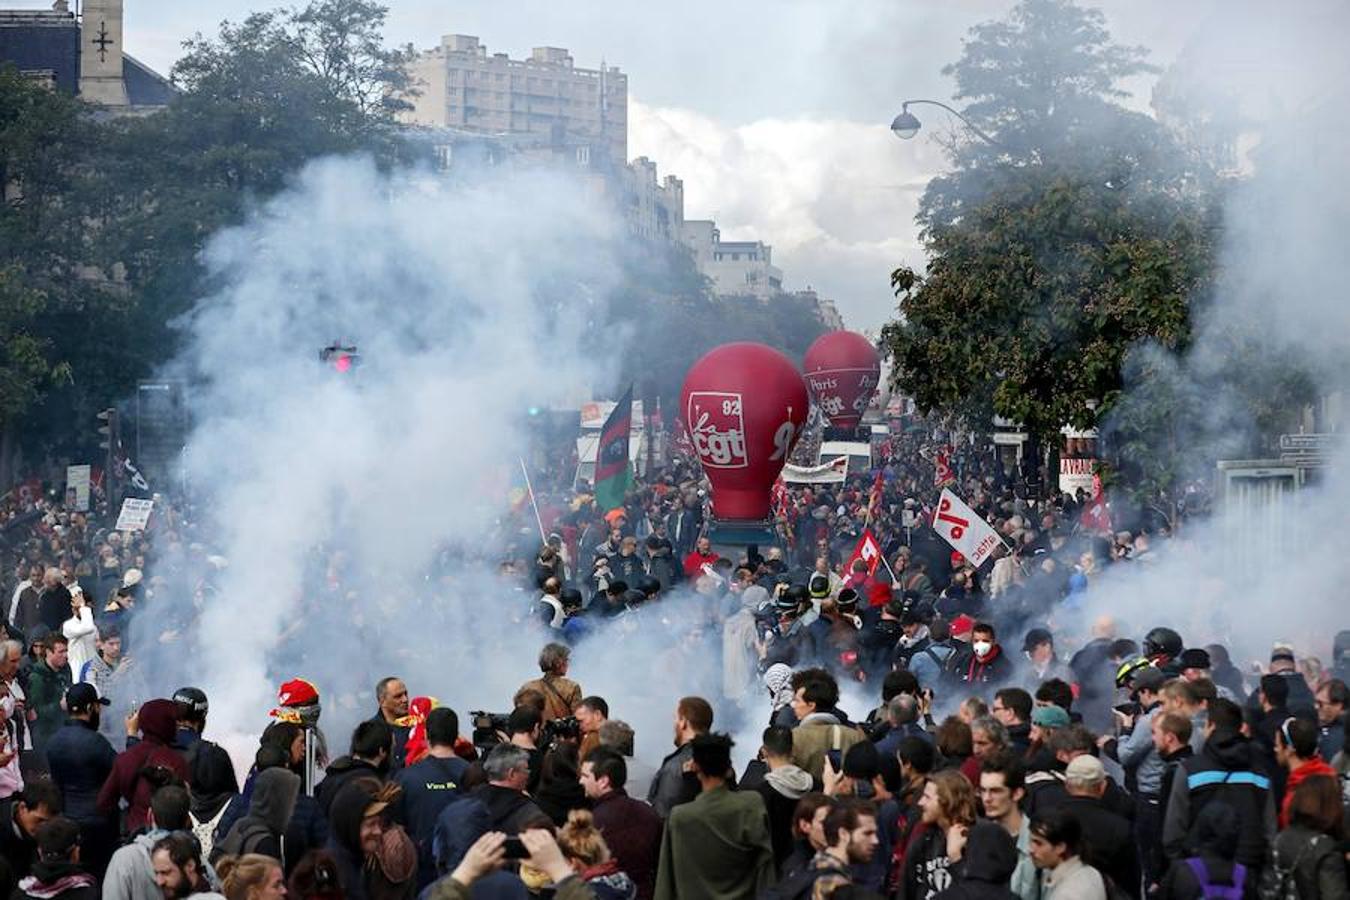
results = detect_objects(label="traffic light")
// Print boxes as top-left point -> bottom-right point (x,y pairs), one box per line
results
319,343 -> 360,373
97,408 -> 116,450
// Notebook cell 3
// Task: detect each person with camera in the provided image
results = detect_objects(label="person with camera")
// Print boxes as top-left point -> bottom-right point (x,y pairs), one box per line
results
515,643 -> 582,724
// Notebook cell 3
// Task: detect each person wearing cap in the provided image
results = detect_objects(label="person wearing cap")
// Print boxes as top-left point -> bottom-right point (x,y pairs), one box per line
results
1248,644 -> 1316,721
1061,755 -> 1139,898
44,683 -> 115,877
13,816 -> 95,900
1099,664 -> 1167,888
1177,648 -> 1239,704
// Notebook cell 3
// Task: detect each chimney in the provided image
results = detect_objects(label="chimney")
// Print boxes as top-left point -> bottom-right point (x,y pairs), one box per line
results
79,0 -> 129,107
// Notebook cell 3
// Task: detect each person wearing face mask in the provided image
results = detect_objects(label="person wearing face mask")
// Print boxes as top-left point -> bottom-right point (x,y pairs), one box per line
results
952,623 -> 1014,688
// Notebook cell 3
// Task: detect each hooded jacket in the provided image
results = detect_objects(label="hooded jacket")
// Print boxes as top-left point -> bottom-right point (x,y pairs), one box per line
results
1162,728 -> 1276,867
327,777 -> 416,900
102,830 -> 168,900
213,767 -> 300,864
790,712 -> 867,780
933,821 -> 1020,900
96,699 -> 189,832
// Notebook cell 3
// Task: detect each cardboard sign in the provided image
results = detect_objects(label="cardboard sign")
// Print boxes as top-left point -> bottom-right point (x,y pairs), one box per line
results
932,488 -> 1002,567
115,498 -> 154,532
65,465 -> 91,512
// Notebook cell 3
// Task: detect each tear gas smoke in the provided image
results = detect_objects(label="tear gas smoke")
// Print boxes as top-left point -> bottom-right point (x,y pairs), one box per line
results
127,156 -> 743,768
1071,2 -> 1350,669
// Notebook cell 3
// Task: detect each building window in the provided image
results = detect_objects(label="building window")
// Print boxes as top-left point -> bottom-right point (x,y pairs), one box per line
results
435,145 -> 453,170
731,253 -> 740,261
576,146 -> 590,166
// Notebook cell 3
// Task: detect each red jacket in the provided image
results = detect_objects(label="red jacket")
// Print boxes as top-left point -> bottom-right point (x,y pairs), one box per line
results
1280,756 -> 1336,827
97,699 -> 188,831
682,551 -> 719,579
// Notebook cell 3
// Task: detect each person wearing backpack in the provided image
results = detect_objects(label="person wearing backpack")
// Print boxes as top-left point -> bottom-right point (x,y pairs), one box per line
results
188,740 -> 241,866
909,618 -> 961,695
1267,774 -> 1348,900
1156,802 -> 1246,900
212,767 -> 301,868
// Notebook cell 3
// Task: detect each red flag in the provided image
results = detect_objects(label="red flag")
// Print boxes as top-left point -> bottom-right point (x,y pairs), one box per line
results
866,471 -> 884,523
1080,474 -> 1113,533
934,449 -> 956,488
844,528 -> 884,578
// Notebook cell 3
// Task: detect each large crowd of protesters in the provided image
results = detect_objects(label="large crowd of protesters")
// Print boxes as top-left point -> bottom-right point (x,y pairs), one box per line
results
1,427 -> 1348,900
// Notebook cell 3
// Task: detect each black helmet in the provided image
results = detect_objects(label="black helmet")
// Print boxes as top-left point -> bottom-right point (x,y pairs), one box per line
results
1143,627 -> 1183,660
172,687 -> 208,718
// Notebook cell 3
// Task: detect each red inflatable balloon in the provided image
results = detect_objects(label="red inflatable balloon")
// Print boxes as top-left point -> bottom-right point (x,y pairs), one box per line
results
803,331 -> 881,430
681,343 -> 808,521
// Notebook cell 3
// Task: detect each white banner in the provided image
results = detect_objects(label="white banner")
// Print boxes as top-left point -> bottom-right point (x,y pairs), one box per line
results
115,498 -> 154,532
932,488 -> 1003,567
65,465 -> 91,512
782,456 -> 848,485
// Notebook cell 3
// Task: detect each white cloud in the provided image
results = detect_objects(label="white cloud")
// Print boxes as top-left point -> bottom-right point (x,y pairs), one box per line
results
629,99 -> 947,330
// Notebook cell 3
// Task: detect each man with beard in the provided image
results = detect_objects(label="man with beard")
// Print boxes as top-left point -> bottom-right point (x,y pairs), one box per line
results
774,797 -> 881,897
45,684 -> 115,877
150,833 -> 222,900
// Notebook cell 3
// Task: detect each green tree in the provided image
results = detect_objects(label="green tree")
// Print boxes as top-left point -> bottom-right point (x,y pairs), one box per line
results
883,0 -> 1216,450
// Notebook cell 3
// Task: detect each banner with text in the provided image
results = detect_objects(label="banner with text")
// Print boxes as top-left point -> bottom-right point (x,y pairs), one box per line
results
65,465 -> 91,512
115,498 -> 154,532
932,488 -> 1002,567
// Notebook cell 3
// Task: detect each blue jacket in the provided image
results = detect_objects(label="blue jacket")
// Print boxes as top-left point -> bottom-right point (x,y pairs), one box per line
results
45,718 -> 116,825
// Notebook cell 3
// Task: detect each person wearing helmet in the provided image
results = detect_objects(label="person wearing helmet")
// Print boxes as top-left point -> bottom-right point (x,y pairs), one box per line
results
1142,627 -> 1184,677
1099,664 -> 1168,890
171,687 -> 209,753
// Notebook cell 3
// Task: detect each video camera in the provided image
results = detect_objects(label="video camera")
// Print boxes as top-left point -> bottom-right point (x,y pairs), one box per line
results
469,711 -> 510,748
543,715 -> 580,746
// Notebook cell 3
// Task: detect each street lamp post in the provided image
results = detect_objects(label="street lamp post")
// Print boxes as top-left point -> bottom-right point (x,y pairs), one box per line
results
891,100 -> 1003,148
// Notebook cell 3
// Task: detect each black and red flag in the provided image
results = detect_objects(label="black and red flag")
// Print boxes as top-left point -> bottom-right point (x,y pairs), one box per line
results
594,385 -> 634,511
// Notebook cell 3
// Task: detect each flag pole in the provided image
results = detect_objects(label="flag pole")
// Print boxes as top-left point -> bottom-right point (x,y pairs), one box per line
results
520,457 -> 546,544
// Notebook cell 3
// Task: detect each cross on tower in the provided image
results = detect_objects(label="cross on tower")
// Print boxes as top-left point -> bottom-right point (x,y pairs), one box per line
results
92,21 -> 114,62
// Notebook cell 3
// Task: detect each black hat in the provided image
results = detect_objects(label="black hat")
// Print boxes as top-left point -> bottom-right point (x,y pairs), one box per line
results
1178,648 -> 1211,670
66,682 -> 109,713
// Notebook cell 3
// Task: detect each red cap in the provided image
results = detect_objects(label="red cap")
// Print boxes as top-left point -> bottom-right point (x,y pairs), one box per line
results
951,551 -> 965,566
951,614 -> 976,640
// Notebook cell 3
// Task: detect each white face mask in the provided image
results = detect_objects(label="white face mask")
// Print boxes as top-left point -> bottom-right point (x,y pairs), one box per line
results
973,640 -> 993,657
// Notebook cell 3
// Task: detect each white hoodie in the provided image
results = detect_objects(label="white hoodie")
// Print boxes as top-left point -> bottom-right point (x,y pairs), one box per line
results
63,606 -> 99,679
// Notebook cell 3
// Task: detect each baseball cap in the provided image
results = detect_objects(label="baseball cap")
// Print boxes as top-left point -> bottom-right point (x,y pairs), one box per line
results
1271,643 -> 1296,663
1132,666 -> 1168,692
66,682 -> 110,713
1065,755 -> 1106,783
1031,705 -> 1070,728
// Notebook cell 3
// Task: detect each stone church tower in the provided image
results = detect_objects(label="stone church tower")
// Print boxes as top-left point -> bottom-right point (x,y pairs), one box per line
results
79,0 -> 129,106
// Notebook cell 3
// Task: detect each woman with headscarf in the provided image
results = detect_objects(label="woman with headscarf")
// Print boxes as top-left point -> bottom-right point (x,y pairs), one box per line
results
327,777 -> 416,900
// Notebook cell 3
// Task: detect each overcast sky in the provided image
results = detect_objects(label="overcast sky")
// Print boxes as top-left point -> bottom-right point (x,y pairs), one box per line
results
23,0 -> 1230,328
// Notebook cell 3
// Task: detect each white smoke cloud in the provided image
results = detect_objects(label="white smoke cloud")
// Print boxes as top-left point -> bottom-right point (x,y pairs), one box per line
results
630,99 -> 945,330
